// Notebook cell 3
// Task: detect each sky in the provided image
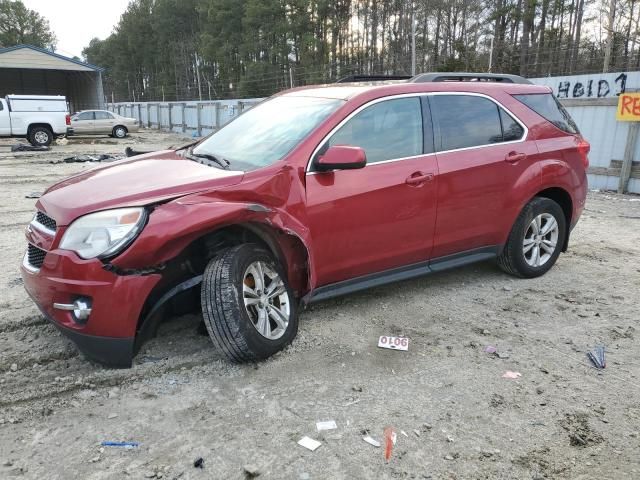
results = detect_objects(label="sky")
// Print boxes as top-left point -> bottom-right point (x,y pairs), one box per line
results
21,0 -> 131,59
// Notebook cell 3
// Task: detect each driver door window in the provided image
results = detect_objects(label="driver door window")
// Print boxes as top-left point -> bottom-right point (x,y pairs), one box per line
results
318,97 -> 423,166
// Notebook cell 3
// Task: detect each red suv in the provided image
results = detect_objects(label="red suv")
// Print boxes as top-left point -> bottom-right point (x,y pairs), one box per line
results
21,74 -> 589,367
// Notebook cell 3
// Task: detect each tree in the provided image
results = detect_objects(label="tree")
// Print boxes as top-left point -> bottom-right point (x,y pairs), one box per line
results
0,0 -> 56,49
84,0 -> 640,103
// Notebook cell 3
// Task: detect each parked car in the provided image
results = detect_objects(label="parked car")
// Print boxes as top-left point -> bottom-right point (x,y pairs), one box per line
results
0,94 -> 71,146
69,110 -> 139,138
21,74 -> 589,367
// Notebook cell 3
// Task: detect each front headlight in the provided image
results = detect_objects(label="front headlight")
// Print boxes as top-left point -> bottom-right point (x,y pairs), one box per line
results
59,207 -> 147,259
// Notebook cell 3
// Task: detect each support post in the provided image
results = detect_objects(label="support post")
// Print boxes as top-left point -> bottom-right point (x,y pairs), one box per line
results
215,102 -> 220,130
196,102 -> 202,137
618,122 -> 640,194
181,103 -> 187,132
147,103 -> 151,128
168,103 -> 172,132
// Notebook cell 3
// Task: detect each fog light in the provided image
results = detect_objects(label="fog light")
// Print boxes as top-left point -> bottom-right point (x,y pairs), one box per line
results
53,297 -> 92,323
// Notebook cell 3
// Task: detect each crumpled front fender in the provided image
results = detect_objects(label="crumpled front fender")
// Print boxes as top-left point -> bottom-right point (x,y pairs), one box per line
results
111,166 -> 318,295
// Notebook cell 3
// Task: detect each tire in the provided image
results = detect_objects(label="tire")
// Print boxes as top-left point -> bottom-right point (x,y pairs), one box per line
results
497,197 -> 566,278
113,126 -> 128,138
201,243 -> 298,362
28,126 -> 53,146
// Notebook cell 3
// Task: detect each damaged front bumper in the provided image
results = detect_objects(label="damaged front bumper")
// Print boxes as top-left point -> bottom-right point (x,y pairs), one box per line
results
21,249 -> 161,367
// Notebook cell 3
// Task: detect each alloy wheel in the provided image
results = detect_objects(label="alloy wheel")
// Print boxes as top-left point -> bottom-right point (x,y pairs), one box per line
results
523,213 -> 559,267
242,261 -> 290,340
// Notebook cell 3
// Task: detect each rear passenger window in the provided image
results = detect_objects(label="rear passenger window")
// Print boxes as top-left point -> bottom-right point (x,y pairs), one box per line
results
499,109 -> 525,141
324,97 -> 423,164
514,93 -> 579,134
432,95 -> 503,151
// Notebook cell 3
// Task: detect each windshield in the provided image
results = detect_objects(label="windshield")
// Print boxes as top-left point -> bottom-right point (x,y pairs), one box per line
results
193,96 -> 343,170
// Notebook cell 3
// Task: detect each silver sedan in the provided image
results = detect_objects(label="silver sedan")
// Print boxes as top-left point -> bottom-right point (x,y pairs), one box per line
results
69,110 -> 139,138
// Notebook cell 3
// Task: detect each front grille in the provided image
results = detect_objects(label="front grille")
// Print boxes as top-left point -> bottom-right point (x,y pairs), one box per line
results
35,211 -> 56,231
27,244 -> 47,269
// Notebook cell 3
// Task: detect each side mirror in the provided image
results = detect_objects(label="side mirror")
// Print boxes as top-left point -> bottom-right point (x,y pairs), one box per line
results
315,145 -> 366,171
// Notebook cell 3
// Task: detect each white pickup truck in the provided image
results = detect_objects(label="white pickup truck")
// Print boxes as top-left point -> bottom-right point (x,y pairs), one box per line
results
0,95 -> 71,146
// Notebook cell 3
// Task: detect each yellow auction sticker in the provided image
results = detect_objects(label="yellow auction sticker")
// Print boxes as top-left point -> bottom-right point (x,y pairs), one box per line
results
616,93 -> 640,121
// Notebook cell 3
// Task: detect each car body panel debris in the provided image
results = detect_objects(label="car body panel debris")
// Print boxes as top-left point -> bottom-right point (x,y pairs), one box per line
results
378,336 -> 409,351
502,371 -> 522,379
363,435 -> 381,448
316,420 -> 338,431
297,436 -> 322,451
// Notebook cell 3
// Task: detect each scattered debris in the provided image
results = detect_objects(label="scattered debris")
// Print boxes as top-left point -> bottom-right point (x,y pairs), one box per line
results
11,144 -> 50,152
193,457 -> 204,469
316,420 -> 337,432
242,464 -> 261,477
101,441 -> 139,449
55,137 -> 69,146
587,345 -> 606,369
413,430 -> 421,437
377,335 -> 409,351
107,413 -> 119,419
24,192 -> 41,199
560,412 -> 604,447
9,363 -> 17,372
502,371 -> 522,379
383,427 -> 396,462
125,147 -> 153,157
484,345 -> 510,358
363,435 -> 381,448
400,430 -> 409,438
62,154 -> 122,163
342,399 -> 361,407
297,436 -> 322,451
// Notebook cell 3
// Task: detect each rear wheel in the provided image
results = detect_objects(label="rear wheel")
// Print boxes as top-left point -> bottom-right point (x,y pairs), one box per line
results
498,197 -> 566,278
28,126 -> 53,146
201,243 -> 298,362
113,126 -> 128,138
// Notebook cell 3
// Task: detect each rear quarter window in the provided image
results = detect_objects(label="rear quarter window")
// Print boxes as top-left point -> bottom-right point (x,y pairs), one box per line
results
514,93 -> 579,134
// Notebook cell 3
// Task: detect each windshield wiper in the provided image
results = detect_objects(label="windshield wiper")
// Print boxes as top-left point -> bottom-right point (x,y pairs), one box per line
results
185,147 -> 231,170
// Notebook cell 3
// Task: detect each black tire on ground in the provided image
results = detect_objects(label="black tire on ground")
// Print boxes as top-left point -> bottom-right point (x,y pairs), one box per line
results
201,243 -> 298,362
497,197 -> 567,278
113,126 -> 128,138
28,126 -> 53,146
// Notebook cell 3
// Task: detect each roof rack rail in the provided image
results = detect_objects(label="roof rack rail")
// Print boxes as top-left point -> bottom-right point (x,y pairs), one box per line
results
336,74 -> 412,83
410,72 -> 531,84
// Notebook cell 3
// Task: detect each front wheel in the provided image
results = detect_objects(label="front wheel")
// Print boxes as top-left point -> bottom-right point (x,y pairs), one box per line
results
201,243 -> 298,362
498,197 -> 566,278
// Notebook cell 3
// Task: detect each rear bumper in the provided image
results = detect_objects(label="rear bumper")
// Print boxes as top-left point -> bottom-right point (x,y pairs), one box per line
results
20,248 -> 161,367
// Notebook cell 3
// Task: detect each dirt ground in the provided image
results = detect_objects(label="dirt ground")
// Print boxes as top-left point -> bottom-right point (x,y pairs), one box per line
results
1,130 -> 639,480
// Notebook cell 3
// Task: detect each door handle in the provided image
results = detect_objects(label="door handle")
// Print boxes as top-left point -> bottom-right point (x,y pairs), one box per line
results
505,151 -> 527,163
405,172 -> 434,185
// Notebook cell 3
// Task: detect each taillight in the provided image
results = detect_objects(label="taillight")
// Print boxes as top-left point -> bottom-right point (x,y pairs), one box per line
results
577,138 -> 590,169
65,114 -> 71,126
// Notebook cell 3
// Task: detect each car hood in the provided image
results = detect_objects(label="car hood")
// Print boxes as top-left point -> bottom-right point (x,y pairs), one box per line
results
38,150 -> 244,226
